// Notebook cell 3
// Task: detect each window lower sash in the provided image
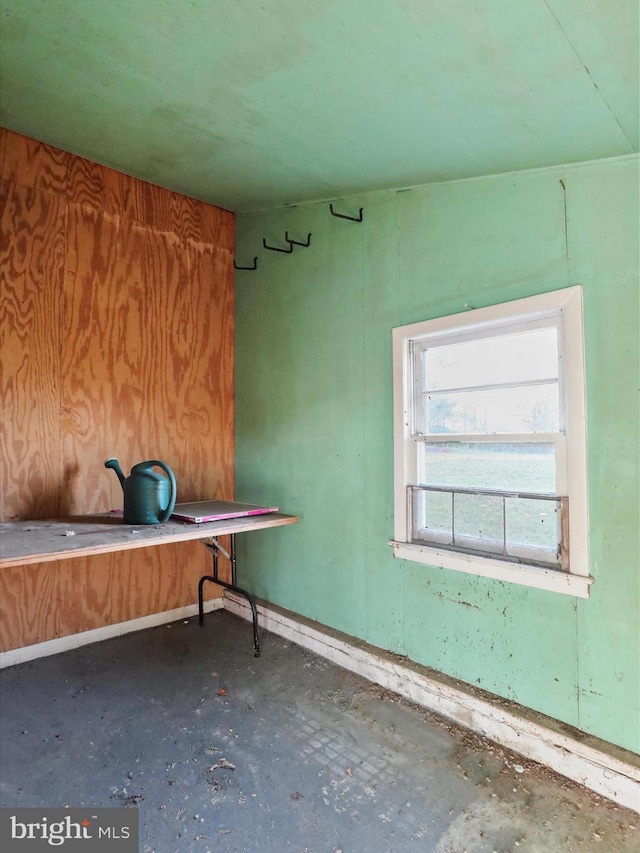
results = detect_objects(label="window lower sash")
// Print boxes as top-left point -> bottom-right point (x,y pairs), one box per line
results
408,485 -> 568,571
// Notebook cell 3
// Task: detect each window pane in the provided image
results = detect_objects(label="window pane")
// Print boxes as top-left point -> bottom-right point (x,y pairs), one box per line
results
505,497 -> 560,555
422,326 -> 558,392
412,489 -> 452,546
418,442 -> 556,493
422,383 -> 560,434
453,493 -> 504,555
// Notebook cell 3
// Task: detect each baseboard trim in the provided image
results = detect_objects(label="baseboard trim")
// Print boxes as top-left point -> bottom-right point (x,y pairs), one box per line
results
0,597 -> 224,669
224,591 -> 640,814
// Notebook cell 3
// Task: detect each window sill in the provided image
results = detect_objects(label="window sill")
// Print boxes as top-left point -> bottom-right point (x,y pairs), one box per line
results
388,540 -> 593,598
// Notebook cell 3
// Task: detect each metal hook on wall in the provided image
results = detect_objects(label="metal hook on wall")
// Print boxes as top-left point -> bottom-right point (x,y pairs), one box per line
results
233,257 -> 258,270
263,237 -> 293,254
329,203 -> 363,222
285,231 -> 312,247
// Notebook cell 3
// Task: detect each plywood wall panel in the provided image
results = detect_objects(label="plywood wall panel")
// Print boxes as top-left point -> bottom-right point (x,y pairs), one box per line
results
60,208 -> 234,511
171,193 -> 235,250
54,542 -> 213,637
0,542 -> 218,651
0,131 -> 67,196
67,156 -> 172,233
61,206 -> 185,513
178,241 -> 234,501
0,127 -> 234,652
0,562 -> 61,650
63,151 -> 238,246
0,180 -> 65,520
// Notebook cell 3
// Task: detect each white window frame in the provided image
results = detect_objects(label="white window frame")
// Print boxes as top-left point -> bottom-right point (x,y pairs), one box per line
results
390,286 -> 592,598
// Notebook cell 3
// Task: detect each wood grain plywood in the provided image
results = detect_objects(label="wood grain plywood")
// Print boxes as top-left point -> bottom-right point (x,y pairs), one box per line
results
173,193 -> 235,250
64,149 -> 235,246
0,562 -> 61,650
179,241 -> 234,501
0,127 -> 235,651
0,179 -> 65,520
0,130 -> 67,196
61,207 -> 234,512
67,153 -> 172,232
61,206 -> 181,513
0,514 -> 297,568
53,542 -> 214,642
0,543 -> 217,651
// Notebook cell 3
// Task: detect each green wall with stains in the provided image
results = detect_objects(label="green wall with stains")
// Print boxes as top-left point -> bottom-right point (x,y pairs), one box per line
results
234,155 -> 639,753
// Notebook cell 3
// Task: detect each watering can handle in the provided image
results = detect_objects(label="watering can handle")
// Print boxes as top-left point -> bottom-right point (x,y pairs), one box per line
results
146,460 -> 177,523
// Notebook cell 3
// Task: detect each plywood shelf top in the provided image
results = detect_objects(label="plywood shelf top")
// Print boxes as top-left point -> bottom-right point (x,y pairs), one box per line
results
0,512 -> 299,568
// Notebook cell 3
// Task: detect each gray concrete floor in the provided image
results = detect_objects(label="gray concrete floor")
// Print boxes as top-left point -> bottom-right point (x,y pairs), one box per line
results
0,610 -> 637,852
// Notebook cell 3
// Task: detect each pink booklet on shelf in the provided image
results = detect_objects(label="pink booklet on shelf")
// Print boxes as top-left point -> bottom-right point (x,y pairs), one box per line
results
171,500 -> 279,524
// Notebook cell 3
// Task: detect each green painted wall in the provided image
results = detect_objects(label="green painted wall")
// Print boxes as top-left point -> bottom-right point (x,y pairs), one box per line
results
234,156 -> 639,753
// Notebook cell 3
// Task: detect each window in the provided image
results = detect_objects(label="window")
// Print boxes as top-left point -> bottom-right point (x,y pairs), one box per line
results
391,286 -> 591,597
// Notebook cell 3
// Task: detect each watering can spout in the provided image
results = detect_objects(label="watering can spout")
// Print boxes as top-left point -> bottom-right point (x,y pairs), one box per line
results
104,457 -> 125,488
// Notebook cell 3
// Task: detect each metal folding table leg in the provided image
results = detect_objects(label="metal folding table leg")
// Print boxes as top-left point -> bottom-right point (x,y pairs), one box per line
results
198,534 -> 261,656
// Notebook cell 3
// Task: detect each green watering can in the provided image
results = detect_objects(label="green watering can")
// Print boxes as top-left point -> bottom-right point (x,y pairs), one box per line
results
105,458 -> 177,524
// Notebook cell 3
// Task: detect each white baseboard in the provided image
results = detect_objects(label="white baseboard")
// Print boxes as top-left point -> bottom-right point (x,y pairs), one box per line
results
0,597 -> 224,669
224,591 -> 640,814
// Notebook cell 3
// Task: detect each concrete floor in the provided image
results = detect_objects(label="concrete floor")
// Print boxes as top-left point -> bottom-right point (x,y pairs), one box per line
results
0,610 -> 637,853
